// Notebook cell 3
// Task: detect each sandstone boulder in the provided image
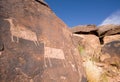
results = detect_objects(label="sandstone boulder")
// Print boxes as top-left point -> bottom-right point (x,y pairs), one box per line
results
72,34 -> 101,60
100,40 -> 120,82
71,25 -> 98,35
103,35 -> 120,44
101,41 -> 120,63
0,0 -> 86,82
71,24 -> 120,82
98,24 -> 120,36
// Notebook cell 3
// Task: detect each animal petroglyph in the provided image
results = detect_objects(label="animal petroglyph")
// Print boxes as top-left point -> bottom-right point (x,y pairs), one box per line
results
44,47 -> 66,68
4,18 -> 39,46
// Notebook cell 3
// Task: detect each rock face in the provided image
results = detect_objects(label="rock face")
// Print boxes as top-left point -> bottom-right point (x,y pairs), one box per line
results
71,26 -> 102,82
99,25 -> 120,82
99,25 -> 120,67
72,34 -> 101,60
101,36 -> 120,71
0,0 -> 86,82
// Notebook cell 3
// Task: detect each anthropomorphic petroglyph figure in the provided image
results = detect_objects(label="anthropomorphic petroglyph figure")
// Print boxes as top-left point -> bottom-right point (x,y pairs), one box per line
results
4,18 -> 39,46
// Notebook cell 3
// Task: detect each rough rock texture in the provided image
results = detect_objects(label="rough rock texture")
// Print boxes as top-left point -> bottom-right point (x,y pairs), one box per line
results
71,24 -> 120,82
71,25 -> 101,82
0,0 -> 86,82
97,24 -> 120,44
72,34 -> 101,59
71,25 -> 97,35
102,41 -> 120,67
99,25 -> 120,67
103,35 -> 120,44
98,24 -> 120,36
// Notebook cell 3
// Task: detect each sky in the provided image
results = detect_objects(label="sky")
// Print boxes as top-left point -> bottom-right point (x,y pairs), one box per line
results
45,0 -> 120,27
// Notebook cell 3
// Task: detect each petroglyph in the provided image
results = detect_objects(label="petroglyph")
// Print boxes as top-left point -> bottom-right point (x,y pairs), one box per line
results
4,18 -> 39,46
60,76 -> 66,80
44,47 -> 65,68
69,61 -> 77,71
71,64 -> 77,71
0,52 -> 2,56
45,47 -> 65,59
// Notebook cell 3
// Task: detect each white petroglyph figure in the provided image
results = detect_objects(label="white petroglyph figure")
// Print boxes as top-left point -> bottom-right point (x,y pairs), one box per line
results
4,18 -> 19,43
44,47 -> 66,68
0,52 -> 2,56
4,18 -> 39,46
69,61 -> 77,72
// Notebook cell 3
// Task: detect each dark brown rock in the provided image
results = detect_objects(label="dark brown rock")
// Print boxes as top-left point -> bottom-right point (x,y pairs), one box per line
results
0,0 -> 86,82
102,40 -> 120,57
101,40 -> 120,68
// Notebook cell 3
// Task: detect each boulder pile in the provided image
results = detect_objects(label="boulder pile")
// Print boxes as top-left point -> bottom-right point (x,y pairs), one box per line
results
71,24 -> 120,82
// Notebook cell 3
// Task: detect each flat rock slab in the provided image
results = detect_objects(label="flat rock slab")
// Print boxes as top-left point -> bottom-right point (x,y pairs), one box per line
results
103,35 -> 120,44
98,24 -> 120,36
71,25 -> 97,34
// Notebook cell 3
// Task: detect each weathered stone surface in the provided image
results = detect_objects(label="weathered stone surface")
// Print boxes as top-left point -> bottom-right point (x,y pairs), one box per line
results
72,34 -> 101,59
0,0 -> 85,82
71,25 -> 97,35
72,34 -> 103,82
71,24 -> 120,82
101,40 -> 120,69
98,24 -> 120,36
102,41 -> 120,57
103,35 -> 120,44
97,24 -> 120,44
100,40 -> 120,81
101,34 -> 120,68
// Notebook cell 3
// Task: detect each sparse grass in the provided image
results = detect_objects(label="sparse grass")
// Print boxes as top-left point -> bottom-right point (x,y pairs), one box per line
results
90,56 -> 100,62
77,42 -> 120,82
84,60 -> 103,82
78,45 -> 84,55
100,72 -> 108,82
